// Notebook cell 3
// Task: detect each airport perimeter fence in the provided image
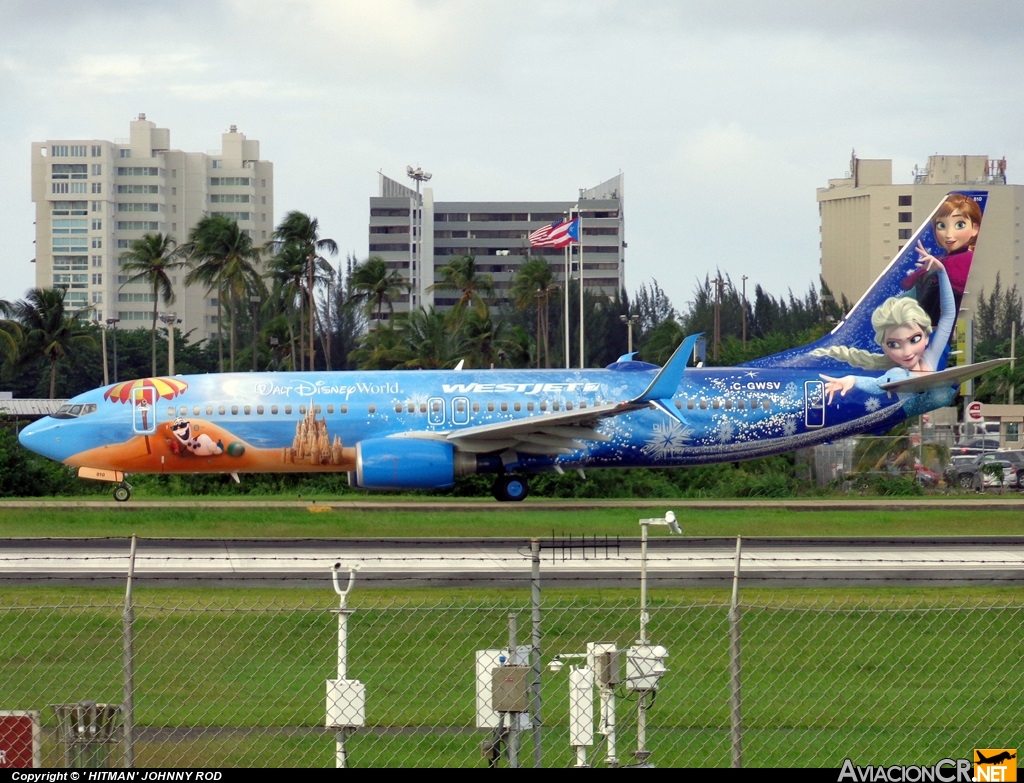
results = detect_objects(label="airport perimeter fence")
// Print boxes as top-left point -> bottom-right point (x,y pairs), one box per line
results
0,538 -> 1021,769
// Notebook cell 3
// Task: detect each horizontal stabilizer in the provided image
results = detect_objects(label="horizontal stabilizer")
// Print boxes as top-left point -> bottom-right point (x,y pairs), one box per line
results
878,358 -> 1009,393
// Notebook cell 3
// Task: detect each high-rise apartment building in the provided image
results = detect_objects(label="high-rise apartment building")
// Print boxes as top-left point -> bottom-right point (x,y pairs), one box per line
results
30,115 -> 274,343
818,153 -> 1018,316
368,172 -> 625,315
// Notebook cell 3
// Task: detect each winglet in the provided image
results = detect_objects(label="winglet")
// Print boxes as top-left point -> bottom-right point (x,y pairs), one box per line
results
634,333 -> 701,403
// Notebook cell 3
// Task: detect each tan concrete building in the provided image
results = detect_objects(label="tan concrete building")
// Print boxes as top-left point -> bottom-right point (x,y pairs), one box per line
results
818,153 -> 1019,320
30,115 -> 274,344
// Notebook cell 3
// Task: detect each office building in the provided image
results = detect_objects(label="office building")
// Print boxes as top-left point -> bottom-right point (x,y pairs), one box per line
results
368,172 -> 625,315
30,115 -> 274,343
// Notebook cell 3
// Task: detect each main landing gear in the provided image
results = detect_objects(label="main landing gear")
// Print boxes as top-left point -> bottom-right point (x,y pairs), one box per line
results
113,481 -> 132,502
492,474 -> 529,502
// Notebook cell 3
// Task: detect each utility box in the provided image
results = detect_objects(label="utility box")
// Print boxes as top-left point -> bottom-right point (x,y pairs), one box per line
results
475,649 -> 530,730
326,679 -> 366,729
491,666 -> 529,713
587,642 -> 622,687
568,668 -> 595,747
626,644 -> 669,691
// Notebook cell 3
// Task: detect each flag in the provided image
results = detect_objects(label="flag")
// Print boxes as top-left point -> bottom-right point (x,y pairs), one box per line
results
529,218 -> 580,248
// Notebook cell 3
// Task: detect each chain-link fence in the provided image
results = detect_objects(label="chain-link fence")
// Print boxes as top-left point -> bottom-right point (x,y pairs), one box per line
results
0,538 -> 1020,768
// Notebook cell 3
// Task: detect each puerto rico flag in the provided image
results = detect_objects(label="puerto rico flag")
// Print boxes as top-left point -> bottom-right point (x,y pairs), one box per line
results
528,218 -> 580,248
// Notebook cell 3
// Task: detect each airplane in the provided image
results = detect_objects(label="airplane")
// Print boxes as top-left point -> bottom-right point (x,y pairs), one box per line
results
976,751 -> 1016,765
19,190 -> 1007,502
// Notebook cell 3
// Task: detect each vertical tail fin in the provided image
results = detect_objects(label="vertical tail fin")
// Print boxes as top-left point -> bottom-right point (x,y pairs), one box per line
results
744,190 -> 988,372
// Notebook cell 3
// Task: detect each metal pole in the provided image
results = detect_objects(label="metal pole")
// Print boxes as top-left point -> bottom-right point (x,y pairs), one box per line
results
729,536 -> 743,768
563,243 -> 570,369
531,538 -> 543,767
332,565 -> 358,768
507,613 -> 520,768
122,535 -> 137,768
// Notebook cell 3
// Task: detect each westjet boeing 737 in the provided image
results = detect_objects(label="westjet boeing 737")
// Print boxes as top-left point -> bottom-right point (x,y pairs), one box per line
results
19,191 -> 1006,501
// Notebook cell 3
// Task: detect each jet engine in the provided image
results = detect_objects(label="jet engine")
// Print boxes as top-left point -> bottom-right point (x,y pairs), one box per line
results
349,438 -> 477,490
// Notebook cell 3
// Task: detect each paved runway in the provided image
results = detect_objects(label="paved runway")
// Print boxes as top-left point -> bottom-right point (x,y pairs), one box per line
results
2,537 -> 1022,588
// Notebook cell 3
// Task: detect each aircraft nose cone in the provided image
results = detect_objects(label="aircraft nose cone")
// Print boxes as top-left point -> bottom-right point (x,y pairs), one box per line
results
18,418 -> 67,462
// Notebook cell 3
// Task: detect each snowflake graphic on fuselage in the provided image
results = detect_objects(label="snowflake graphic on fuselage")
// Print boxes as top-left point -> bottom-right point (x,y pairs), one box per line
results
785,382 -> 799,397
717,418 -> 736,443
864,396 -> 881,412
783,418 -> 798,437
642,421 -> 694,459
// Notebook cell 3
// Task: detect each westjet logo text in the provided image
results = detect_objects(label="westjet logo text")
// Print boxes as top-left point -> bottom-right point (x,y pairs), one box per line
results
441,382 -> 600,395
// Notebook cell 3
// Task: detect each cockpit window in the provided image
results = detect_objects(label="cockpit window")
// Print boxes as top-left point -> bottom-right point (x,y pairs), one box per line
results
51,403 -> 98,419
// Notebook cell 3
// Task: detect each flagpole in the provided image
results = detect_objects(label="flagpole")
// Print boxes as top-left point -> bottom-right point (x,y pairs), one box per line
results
576,205 -> 584,368
563,239 -> 570,369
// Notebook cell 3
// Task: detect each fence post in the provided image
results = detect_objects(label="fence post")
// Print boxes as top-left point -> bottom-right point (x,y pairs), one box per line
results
122,535 -> 137,768
531,538 -> 542,767
729,535 -> 743,768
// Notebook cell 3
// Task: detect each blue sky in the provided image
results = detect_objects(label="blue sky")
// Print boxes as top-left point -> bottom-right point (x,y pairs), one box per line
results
3,0 -> 1023,317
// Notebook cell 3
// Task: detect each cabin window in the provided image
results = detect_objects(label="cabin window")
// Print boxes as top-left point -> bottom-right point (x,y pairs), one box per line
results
527,402 -> 535,412
341,405 -> 348,414
299,405 -> 306,415
674,400 -> 682,410
271,405 -> 278,415
699,400 -> 707,410
455,401 -> 466,414
738,400 -> 746,410
407,403 -> 415,413
244,405 -> 251,415
368,404 -> 376,414
725,400 -> 733,410
193,406 -> 201,416
230,406 -> 238,415
326,405 -> 333,414
472,402 -> 480,413
762,400 -> 771,410
218,406 -> 226,415
748,399 -> 757,410
579,401 -> 587,409
166,407 -> 175,418
687,400 -> 695,410
206,406 -> 213,416
257,405 -> 264,415
487,402 -> 495,412
432,401 -> 441,412
565,402 -> 573,411
394,404 -> 402,413
513,401 -> 521,412
712,400 -> 720,410
285,405 -> 292,415
539,402 -> 548,412
315,405 -> 322,414
552,402 -> 561,411
419,403 -> 426,413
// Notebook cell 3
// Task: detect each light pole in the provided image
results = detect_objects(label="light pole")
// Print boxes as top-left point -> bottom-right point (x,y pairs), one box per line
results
93,321 -> 109,386
250,295 -> 261,372
159,313 -> 179,376
106,318 -> 120,382
406,165 -> 432,311
620,314 -> 639,355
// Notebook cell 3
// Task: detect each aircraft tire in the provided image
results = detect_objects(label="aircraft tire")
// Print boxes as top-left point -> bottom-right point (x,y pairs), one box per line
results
493,475 -> 529,502
113,485 -> 131,502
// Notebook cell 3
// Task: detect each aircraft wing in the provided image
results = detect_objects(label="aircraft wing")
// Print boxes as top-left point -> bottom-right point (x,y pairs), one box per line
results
436,333 -> 702,458
878,358 -> 1010,393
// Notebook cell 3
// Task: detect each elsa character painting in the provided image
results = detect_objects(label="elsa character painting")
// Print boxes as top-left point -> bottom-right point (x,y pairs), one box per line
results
814,253 -> 952,405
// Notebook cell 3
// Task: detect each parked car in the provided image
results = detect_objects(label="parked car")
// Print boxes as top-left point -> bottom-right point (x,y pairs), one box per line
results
944,457 -> 1017,490
978,450 -> 1024,488
951,436 -> 1002,457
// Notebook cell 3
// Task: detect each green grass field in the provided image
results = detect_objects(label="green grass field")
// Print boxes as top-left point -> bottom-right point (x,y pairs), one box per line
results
1,498 -> 1024,537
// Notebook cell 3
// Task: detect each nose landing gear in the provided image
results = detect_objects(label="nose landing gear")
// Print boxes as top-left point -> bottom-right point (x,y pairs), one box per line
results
113,482 -> 132,502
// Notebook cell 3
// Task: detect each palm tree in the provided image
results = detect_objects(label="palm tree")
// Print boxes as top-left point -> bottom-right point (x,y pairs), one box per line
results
0,299 -> 21,368
269,211 -> 338,370
350,256 -> 410,322
119,232 -> 184,376
263,243 -> 307,371
185,216 -> 262,372
511,258 -> 557,367
12,288 -> 95,398
430,255 -> 494,325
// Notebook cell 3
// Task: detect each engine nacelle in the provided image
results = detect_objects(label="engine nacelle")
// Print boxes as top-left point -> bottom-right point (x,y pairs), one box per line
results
351,438 -> 475,490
